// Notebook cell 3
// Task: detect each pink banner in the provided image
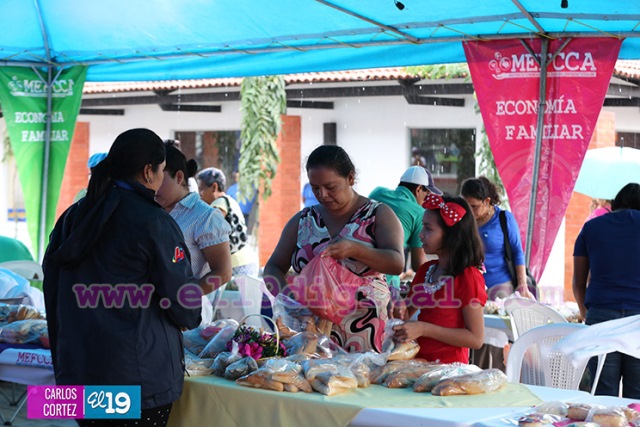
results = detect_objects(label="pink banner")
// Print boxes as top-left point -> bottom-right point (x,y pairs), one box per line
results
463,38 -> 621,279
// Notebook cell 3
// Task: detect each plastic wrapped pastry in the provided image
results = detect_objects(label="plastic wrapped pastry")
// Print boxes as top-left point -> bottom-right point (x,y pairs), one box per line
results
412,363 -> 481,392
212,351 -> 242,377
0,319 -> 47,344
383,363 -> 442,388
587,407 -> 628,427
517,413 -> 562,427
431,368 -> 507,396
224,356 -> 258,380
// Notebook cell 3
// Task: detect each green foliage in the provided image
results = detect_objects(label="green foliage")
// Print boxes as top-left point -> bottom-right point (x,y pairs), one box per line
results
239,75 -> 287,202
474,101 -> 508,205
403,63 -> 470,80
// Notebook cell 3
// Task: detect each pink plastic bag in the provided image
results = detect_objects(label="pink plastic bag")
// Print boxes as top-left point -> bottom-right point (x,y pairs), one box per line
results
288,256 -> 368,324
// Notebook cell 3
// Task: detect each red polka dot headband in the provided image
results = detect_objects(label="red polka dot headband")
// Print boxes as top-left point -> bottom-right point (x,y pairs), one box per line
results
422,194 -> 466,226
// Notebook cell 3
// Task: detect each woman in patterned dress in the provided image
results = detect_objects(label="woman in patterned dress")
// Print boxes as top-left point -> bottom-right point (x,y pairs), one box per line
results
264,145 -> 404,352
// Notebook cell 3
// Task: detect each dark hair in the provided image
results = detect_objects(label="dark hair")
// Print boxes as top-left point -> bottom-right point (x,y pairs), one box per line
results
460,176 -> 501,205
306,145 -> 355,178
398,182 -> 423,194
86,128 -> 165,204
428,196 -> 485,276
611,183 -> 640,211
164,142 -> 198,185
196,167 -> 226,192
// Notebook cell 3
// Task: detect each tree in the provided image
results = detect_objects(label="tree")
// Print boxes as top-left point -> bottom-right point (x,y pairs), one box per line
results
238,75 -> 287,203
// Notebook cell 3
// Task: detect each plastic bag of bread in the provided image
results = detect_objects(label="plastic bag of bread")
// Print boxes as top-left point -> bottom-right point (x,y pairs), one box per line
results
383,363 -> 442,388
0,304 -> 44,324
212,350 -> 243,377
198,323 -> 239,359
517,413 -> 563,427
370,360 -> 416,384
273,292 -> 316,333
412,363 -> 481,392
623,405 -> 640,425
341,354 -> 372,388
586,406 -> 628,427
263,359 -> 312,393
533,401 -> 569,417
567,404 -> 596,421
184,319 -> 239,355
305,363 -> 358,396
381,319 -> 420,361
236,370 -> 285,392
225,356 -> 259,380
0,319 -> 47,344
283,332 -> 320,357
431,368 -> 507,396
184,351 -> 214,376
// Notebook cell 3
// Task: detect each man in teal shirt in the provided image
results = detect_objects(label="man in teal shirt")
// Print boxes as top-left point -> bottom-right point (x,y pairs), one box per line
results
369,166 -> 442,288
0,235 -> 33,262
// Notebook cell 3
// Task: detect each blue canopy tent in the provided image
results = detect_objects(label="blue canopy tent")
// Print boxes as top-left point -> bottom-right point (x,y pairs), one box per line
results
1,0 -> 640,260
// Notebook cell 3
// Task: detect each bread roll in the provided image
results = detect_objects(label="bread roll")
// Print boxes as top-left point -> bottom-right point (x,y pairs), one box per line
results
567,403 -> 592,421
236,371 -> 284,392
591,412 -> 627,427
387,341 -> 420,361
431,369 -> 507,396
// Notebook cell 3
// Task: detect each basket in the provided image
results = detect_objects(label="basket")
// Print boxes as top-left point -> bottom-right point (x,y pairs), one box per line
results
236,314 -> 284,362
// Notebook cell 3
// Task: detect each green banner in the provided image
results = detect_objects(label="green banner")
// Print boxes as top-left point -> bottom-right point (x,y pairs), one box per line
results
0,66 -> 87,259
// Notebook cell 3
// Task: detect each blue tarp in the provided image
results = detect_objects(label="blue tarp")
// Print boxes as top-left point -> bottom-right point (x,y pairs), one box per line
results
0,0 -> 639,80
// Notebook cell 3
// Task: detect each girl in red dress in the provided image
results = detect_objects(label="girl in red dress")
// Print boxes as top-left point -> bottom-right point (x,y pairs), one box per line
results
393,194 -> 488,364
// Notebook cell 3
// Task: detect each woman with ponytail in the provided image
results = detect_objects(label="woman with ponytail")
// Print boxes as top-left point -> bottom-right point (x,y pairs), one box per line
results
43,128 -> 201,427
155,141 -> 232,298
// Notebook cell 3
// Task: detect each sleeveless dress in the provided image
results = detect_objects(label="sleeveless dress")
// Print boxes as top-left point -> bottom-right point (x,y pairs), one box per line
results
291,200 -> 390,352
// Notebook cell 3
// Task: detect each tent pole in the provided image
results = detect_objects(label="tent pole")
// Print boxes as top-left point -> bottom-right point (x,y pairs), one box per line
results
524,38 -> 549,266
38,65 -> 54,261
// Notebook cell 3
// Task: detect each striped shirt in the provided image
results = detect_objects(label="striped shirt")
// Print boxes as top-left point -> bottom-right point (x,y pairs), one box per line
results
170,192 -> 231,278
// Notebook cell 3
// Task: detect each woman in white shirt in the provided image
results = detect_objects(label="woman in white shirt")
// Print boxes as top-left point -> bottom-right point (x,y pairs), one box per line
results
196,167 -> 259,277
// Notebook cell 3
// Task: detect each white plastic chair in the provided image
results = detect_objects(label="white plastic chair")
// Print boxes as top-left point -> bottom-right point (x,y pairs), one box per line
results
506,323 -> 605,393
0,260 -> 44,280
553,314 -> 640,395
504,297 -> 567,341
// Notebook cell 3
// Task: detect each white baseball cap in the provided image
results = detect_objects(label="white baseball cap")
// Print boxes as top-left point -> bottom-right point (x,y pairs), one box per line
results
400,166 -> 443,195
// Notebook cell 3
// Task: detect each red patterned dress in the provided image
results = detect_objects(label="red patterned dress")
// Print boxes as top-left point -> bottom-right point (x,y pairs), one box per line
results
291,200 -> 390,352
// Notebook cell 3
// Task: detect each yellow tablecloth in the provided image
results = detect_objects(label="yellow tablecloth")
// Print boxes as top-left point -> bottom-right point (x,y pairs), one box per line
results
168,376 -> 542,427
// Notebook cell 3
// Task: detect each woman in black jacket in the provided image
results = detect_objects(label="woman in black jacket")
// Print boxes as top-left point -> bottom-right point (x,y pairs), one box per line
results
44,128 -> 201,427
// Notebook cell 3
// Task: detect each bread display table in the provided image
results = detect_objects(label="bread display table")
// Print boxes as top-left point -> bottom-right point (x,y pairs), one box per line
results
0,343 -> 54,425
167,376 -> 590,427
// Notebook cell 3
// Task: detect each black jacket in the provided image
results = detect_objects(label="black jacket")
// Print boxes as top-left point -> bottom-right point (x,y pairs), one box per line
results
43,181 -> 201,409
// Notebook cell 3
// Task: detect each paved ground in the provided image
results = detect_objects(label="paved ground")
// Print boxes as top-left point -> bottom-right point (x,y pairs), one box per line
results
0,382 -> 76,427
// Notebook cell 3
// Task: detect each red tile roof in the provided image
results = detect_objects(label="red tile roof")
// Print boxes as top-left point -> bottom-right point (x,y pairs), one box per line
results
83,61 -> 640,94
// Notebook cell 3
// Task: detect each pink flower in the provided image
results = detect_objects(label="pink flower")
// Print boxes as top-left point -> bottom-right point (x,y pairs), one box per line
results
241,342 -> 263,359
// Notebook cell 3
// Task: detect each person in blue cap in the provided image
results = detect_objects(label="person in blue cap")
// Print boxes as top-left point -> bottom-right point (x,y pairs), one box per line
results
73,152 -> 108,202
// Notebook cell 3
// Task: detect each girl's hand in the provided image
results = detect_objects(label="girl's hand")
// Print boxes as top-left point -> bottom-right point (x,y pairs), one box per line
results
393,321 -> 425,342
321,239 -> 357,260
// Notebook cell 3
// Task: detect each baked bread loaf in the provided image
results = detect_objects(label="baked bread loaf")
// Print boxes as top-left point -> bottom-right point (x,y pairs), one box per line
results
431,368 -> 507,396
591,411 -> 627,427
236,371 -> 285,392
387,341 -> 420,361
567,403 -> 592,421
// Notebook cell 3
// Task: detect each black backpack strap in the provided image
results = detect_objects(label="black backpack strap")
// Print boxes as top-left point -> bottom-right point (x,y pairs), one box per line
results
499,210 -> 517,286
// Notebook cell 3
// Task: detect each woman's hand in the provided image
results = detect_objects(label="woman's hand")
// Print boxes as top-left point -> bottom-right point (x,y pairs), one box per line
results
516,284 -> 534,300
321,239 -> 357,260
393,321 -> 426,342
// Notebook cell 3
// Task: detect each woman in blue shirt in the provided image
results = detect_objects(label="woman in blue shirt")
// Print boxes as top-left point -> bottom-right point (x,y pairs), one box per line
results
573,183 -> 640,398
461,177 -> 532,300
